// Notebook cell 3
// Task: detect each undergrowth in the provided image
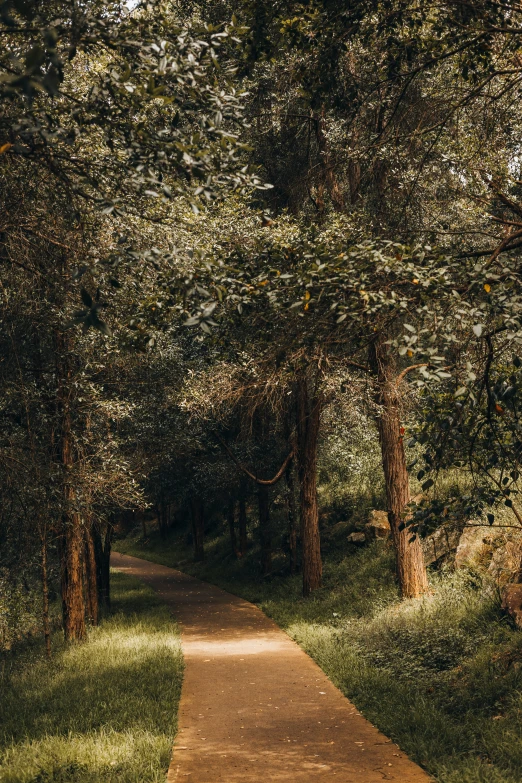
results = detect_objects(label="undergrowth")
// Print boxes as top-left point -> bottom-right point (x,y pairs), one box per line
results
118,525 -> 522,783
0,572 -> 183,783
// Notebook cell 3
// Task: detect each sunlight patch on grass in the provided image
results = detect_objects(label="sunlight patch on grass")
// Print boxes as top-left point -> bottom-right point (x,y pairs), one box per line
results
0,573 -> 183,783
118,529 -> 522,783
0,729 -> 171,783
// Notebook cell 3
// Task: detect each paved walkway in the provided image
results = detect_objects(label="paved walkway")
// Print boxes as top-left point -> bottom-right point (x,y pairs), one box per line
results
111,552 -> 433,782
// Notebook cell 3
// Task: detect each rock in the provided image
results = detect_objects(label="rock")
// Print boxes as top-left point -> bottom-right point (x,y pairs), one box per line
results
365,510 -> 391,541
347,532 -> 366,544
422,526 -> 461,566
502,584 -> 522,627
454,524 -> 503,569
488,535 -> 522,585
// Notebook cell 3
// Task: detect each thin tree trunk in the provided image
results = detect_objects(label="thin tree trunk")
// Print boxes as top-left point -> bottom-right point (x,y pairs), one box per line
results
101,525 -> 112,609
55,329 -> 85,642
258,484 -> 272,575
157,503 -> 168,540
296,375 -> 323,596
41,531 -> 51,658
84,521 -> 99,626
238,478 -> 248,557
369,339 -> 429,599
238,476 -> 248,557
93,522 -> 113,611
227,496 -> 239,557
190,498 -> 204,561
315,107 -> 345,213
285,460 -> 298,575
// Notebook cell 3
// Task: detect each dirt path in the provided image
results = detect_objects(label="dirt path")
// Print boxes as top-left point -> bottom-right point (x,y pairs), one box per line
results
111,552 -> 433,782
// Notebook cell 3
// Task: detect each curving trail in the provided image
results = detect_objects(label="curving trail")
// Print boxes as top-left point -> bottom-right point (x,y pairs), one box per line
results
111,552 -> 433,783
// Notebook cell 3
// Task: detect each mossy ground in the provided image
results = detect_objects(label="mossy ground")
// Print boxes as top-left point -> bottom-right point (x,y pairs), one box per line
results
118,525 -> 522,783
0,572 -> 183,783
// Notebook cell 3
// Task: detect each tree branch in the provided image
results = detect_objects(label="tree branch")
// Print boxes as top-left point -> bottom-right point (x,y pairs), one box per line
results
395,363 -> 429,386
214,433 -> 294,486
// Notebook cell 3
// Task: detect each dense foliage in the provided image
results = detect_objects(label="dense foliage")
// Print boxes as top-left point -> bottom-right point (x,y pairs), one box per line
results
3,5 -> 522,778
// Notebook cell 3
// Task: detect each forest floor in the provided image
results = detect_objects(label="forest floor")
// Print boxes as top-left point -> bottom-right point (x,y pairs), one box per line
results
112,551 -> 431,782
0,572 -> 183,783
117,524 -> 522,783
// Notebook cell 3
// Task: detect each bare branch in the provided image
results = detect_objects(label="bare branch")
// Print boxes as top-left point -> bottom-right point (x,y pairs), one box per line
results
215,433 -> 294,486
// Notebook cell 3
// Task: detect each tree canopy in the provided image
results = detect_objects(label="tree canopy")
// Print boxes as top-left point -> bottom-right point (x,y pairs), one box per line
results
3,0 -> 522,647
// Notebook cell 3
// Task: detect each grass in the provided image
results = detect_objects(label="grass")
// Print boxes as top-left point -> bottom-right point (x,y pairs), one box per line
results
0,572 -> 183,783
117,524 -> 522,783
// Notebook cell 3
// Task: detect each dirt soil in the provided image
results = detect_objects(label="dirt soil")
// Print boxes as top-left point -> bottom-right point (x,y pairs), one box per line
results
111,552 -> 433,782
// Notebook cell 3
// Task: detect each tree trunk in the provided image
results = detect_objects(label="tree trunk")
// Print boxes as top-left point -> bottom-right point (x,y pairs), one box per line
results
285,460 -> 298,575
190,498 -> 204,561
257,484 -> 272,575
227,496 -> 239,557
93,522 -> 113,611
84,521 -> 99,626
60,508 -> 85,642
41,531 -> 51,658
55,330 -> 86,642
238,478 -> 248,557
157,503 -> 168,540
296,375 -> 323,597
315,107 -> 345,213
369,339 -> 429,599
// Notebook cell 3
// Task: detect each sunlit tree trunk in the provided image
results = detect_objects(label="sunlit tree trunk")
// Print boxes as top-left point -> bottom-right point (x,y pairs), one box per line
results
296,374 -> 322,596
369,339 -> 429,599
60,505 -> 85,642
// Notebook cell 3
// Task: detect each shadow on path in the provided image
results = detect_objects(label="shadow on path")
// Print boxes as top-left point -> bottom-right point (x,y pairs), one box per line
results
111,551 -> 433,783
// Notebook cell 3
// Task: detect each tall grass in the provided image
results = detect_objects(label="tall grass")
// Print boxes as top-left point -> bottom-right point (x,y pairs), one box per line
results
118,527 -> 522,783
0,572 -> 183,783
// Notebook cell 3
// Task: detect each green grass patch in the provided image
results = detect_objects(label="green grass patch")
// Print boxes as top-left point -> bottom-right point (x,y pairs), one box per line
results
0,572 -> 183,783
118,526 -> 522,783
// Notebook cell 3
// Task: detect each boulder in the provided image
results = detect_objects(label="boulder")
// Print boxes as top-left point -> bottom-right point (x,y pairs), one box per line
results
501,584 -> 522,628
365,510 -> 391,541
347,532 -> 366,544
488,535 -> 522,586
454,524 -> 503,569
422,526 -> 461,566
